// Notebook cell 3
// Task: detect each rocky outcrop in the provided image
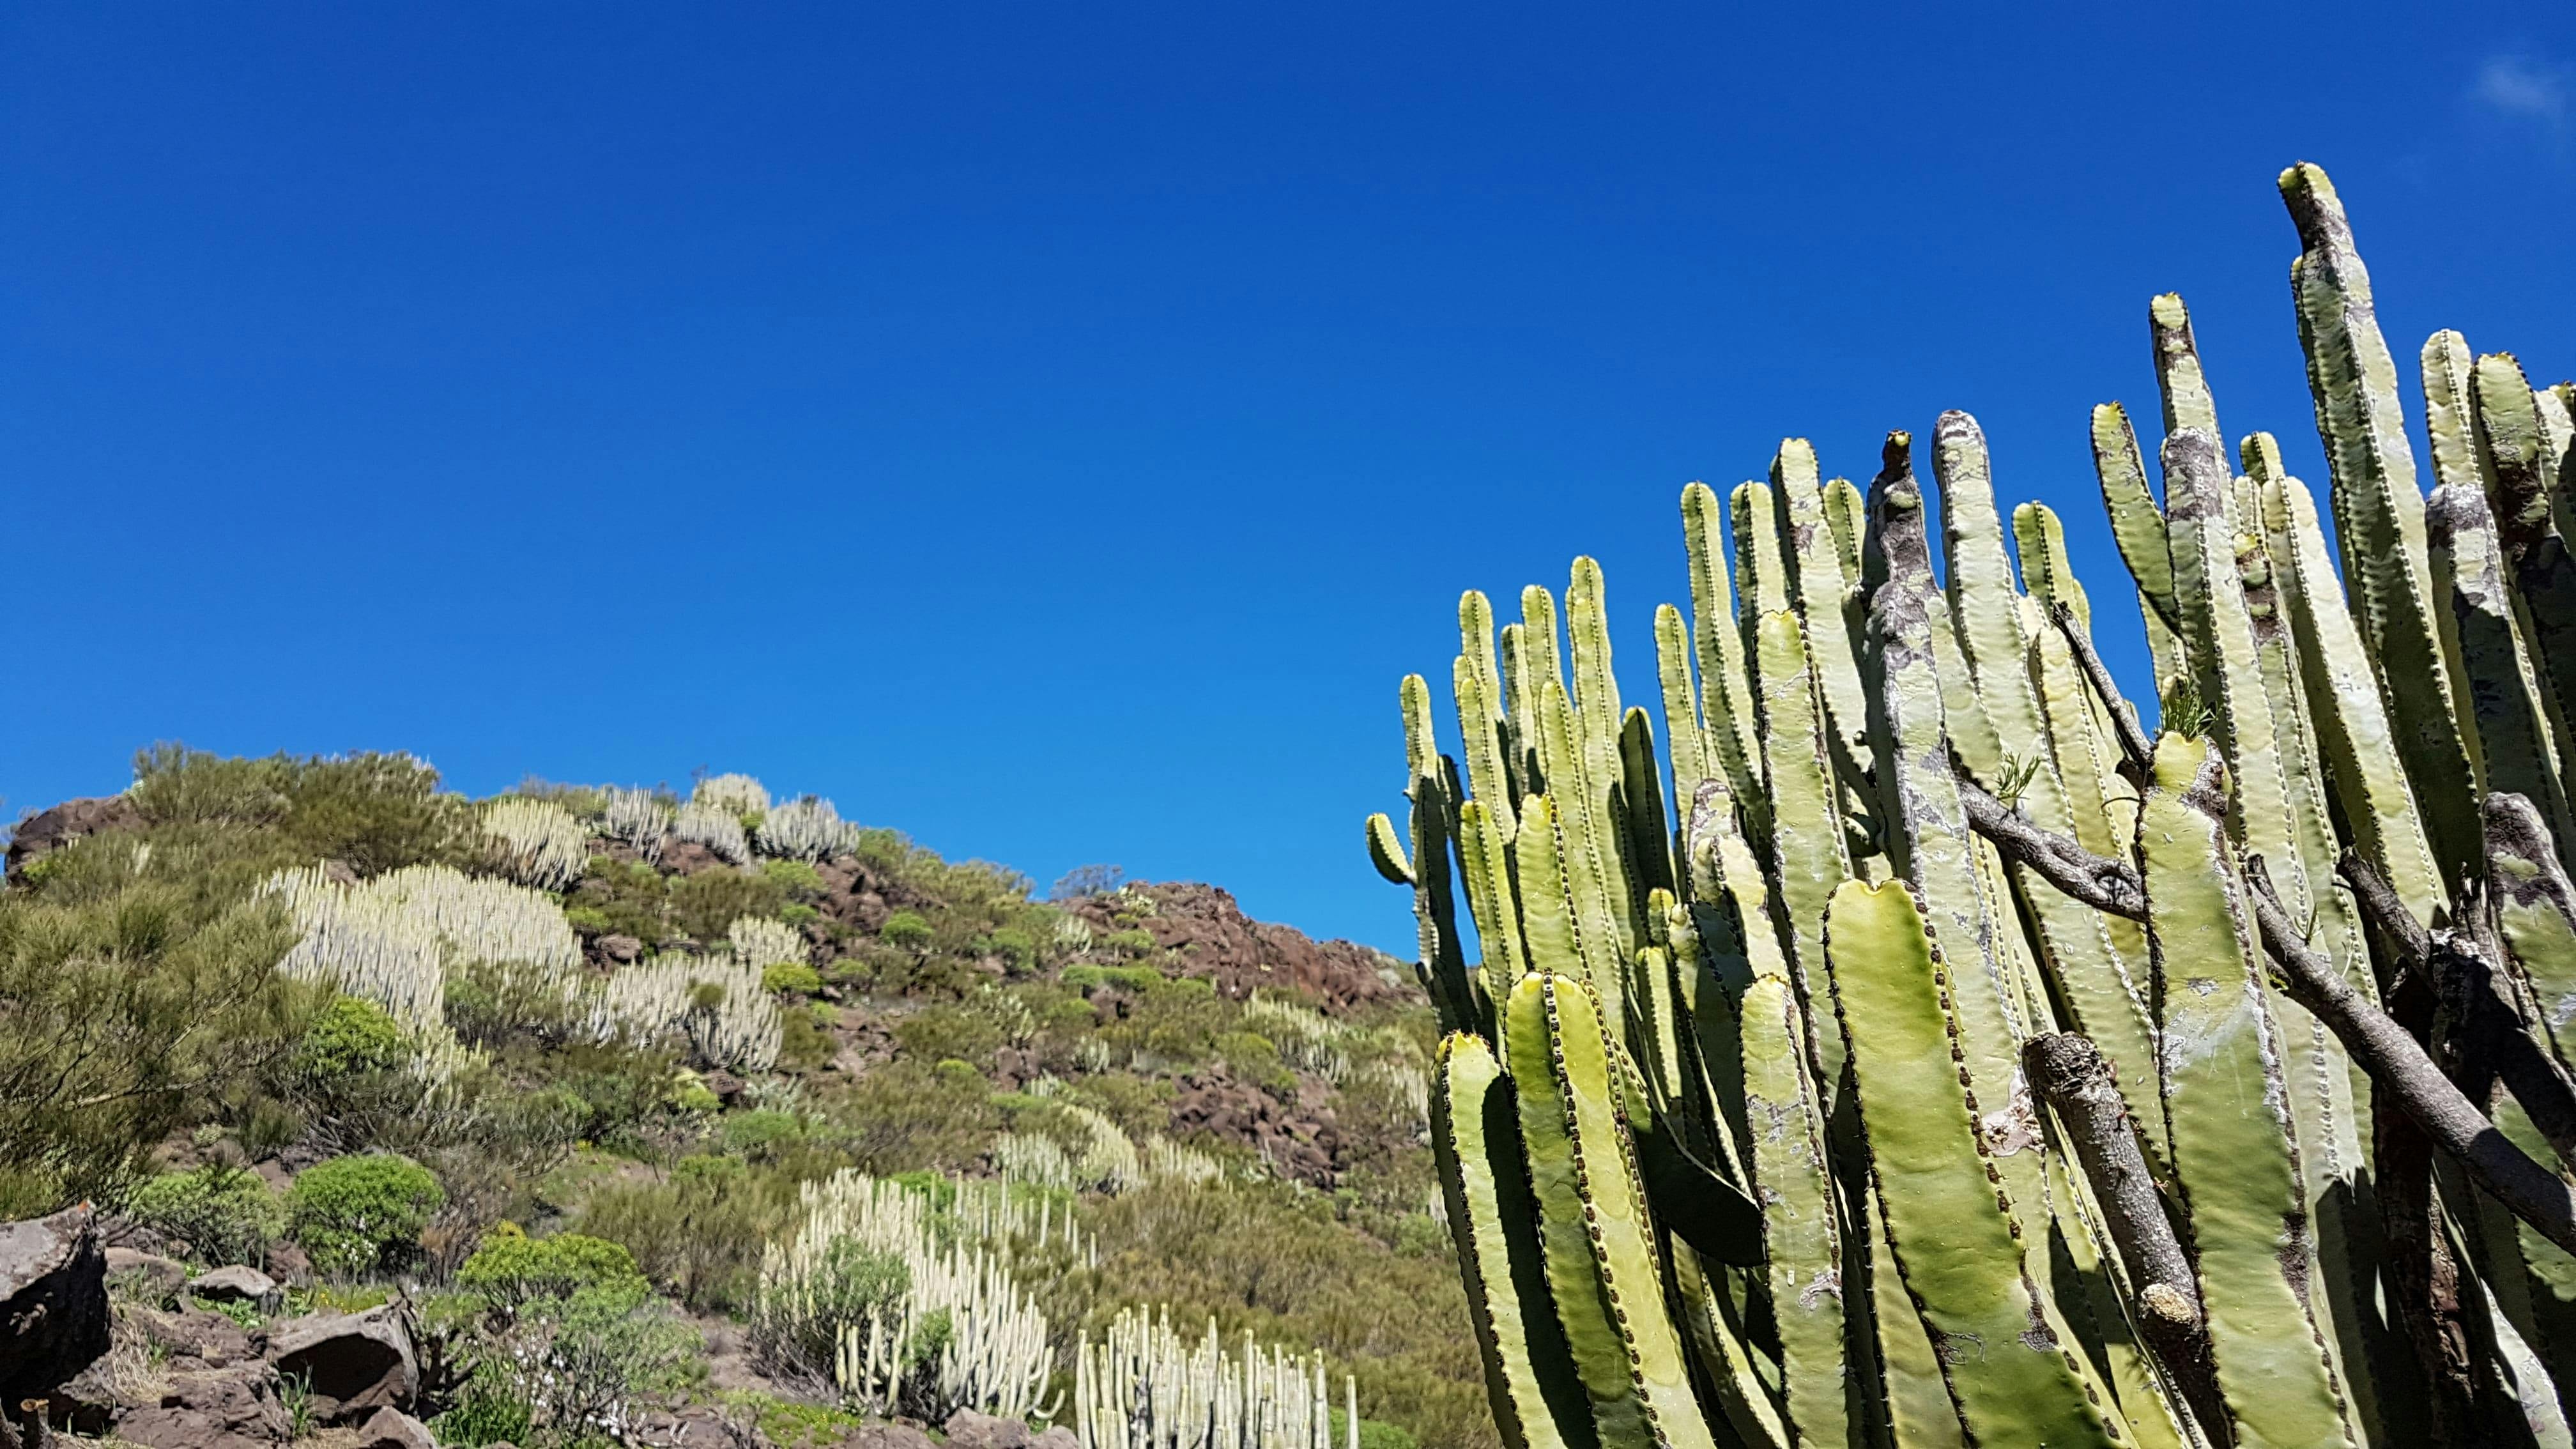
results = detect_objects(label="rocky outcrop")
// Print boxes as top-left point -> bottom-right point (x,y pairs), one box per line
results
4,795 -> 142,881
189,1265 -> 282,1313
1073,883 -> 1410,1011
351,1404 -> 438,1448
0,1206 -> 110,1409
111,1363 -> 289,1449
945,1408 -> 1078,1449
266,1304 -> 416,1421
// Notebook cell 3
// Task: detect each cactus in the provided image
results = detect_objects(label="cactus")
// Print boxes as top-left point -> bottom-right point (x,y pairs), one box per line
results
481,797 -> 590,891
1373,160 -> 2576,1449
1071,1306 -> 1354,1449
757,795 -> 863,861
693,772 -> 772,818
672,801 -> 753,865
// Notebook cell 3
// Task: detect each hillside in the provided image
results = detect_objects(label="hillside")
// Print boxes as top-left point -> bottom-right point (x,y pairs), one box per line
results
0,747 -> 1488,1449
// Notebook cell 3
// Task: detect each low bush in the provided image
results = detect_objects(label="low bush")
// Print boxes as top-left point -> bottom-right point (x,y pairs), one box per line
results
578,1154 -> 795,1313
288,1153 -> 445,1277
878,910 -> 932,951
762,962 -> 823,995
126,1165 -> 283,1267
457,1227 -> 643,1310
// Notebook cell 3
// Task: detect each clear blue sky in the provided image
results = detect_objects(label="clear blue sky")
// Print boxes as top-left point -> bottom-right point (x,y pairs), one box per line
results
4,6 -> 2570,954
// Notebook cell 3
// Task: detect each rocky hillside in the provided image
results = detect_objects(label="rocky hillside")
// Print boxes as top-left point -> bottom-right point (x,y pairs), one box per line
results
0,749 -> 1487,1449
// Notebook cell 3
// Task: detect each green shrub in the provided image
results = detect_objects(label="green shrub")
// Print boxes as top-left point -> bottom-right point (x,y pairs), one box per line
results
1333,1413 -> 1422,1449
780,903 -> 820,928
751,1236 -> 910,1379
668,870 -> 788,945
1101,928 -> 1158,957
288,1153 -> 445,1277
579,1154 -> 795,1312
985,926 -> 1036,969
1217,1031 -> 1296,1094
1061,964 -> 1165,993
127,1165 -> 283,1267
293,996 -> 410,1081
760,859 -> 827,900
879,910 -> 932,951
468,1276 -> 699,1445
721,1110 -> 806,1159
458,1226 -> 644,1309
434,1381 -> 534,1448
762,962 -> 823,995
562,905 -> 611,935
892,1004 -> 1007,1063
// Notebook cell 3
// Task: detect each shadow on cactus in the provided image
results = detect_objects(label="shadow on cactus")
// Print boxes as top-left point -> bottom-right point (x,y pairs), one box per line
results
1373,162 -> 2576,1448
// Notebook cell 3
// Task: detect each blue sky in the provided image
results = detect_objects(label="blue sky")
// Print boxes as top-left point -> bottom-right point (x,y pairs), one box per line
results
3,6 -> 2570,954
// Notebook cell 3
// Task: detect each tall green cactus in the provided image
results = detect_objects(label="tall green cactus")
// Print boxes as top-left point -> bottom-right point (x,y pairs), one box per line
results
1374,160 -> 2576,1449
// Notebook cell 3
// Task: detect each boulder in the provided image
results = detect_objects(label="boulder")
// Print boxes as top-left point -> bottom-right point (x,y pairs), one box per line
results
113,1361 -> 289,1449
139,1301 -> 259,1368
4,795 -> 142,880
0,1206 -> 111,1407
945,1409 -> 1032,1449
600,932 -> 647,963
1031,1429 -> 1077,1449
190,1264 -> 282,1313
352,1404 -> 438,1448
631,1402 -> 752,1445
265,1304 -> 415,1420
842,1426 -> 937,1449
103,1246 -> 190,1303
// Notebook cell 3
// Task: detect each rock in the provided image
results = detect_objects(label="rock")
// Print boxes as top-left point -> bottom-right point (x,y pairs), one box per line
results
945,1409 -> 1032,1449
4,795 -> 143,880
1066,882 -> 1409,1011
104,1246 -> 190,1303
266,1304 -> 416,1420
1032,1428 -> 1079,1449
190,1265 -> 282,1312
0,1205 -> 111,1408
702,1070 -> 747,1105
353,1404 -> 438,1448
264,1242 -> 312,1286
631,1402 -> 750,1445
600,932 -> 647,963
139,1301 -> 259,1367
843,1425 -> 937,1449
114,1361 -> 289,1449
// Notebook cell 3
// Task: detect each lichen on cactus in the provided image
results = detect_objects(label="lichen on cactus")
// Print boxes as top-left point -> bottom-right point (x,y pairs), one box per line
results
1370,160 -> 2576,1449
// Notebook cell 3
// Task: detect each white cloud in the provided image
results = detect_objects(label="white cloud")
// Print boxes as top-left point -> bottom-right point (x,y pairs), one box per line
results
2475,55 -> 2569,126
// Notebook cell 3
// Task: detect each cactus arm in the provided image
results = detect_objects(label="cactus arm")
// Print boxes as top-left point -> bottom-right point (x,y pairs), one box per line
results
1825,476 -> 1867,585
1774,439 -> 1871,772
1568,558 -> 1630,813
2137,735 -> 2357,1449
2430,482 -> 2576,847
1738,969 -> 1852,1449
1502,965 -> 1658,1443
1751,606 -> 1854,1088
1933,411 -> 2044,761
2472,352 -> 2576,792
2091,401 -> 2184,640
1459,592 -> 1523,839
2256,462 -> 2447,921
1367,811 -> 1414,885
1433,1032 -> 1604,1449
2280,161 -> 2481,889
1536,674 -> 1636,1038
1404,675 -> 1478,1031
2150,294 -> 2224,457
1684,482 -> 1768,814
2012,502 -> 2094,634
1654,602 -> 1712,813
1862,434 -> 2033,1095
1512,972 -> 1724,1449
1734,480 -> 1793,627
2489,793 -> 2576,1074
1620,709 -> 1678,904
1462,799 -> 1529,986
1821,878 -> 2128,1449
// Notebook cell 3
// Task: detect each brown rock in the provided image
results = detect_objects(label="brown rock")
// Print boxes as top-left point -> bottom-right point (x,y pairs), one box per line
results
630,1402 -> 752,1445
352,1404 -> 438,1448
104,1246 -> 190,1303
659,839 -> 726,875
944,1409 -> 1032,1449
266,1304 -> 415,1420
139,1301 -> 259,1368
600,933 -> 647,963
1032,1429 -> 1078,1449
115,1362 -> 289,1448
4,795 -> 143,880
1069,883 -> 1409,1012
842,1425 -> 937,1449
190,1265 -> 282,1312
0,1205 -> 111,1407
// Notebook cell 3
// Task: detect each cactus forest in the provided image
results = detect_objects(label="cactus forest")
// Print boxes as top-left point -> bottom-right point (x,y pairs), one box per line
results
1373,161 -> 2576,1449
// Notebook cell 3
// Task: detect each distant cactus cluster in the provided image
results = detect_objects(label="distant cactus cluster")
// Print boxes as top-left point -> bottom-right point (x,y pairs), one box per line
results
671,801 -> 751,864
754,1171 -> 1061,1421
1070,1307 -> 1355,1449
480,797 -> 590,891
758,795 -> 863,861
599,786 -> 671,862
1378,164 -> 2576,1448
592,949 -> 783,1072
694,772 -> 772,818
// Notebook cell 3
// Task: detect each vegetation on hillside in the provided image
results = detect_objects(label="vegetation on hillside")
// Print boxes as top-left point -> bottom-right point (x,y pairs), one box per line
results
2,748 -> 1487,1448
